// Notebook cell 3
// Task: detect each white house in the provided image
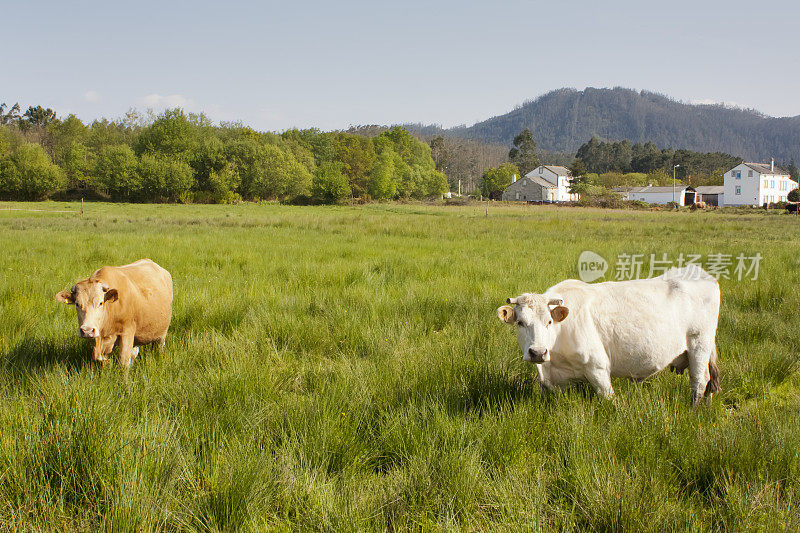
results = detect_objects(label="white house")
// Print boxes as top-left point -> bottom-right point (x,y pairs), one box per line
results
502,165 -> 579,202
623,185 -> 696,206
723,161 -> 797,206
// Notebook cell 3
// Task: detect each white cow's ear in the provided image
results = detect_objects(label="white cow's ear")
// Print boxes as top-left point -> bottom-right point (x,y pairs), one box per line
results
551,306 -> 569,323
497,305 -> 516,324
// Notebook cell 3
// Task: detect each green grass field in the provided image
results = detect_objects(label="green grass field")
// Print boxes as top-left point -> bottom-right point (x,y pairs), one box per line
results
1,201 -> 799,531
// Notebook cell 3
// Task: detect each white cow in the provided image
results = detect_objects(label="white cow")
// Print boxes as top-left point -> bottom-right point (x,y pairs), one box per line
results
496,266 -> 721,406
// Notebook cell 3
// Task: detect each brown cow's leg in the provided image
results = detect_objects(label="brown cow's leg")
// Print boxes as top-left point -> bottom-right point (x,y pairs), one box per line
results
93,337 -> 114,363
118,331 -> 136,370
157,327 -> 168,349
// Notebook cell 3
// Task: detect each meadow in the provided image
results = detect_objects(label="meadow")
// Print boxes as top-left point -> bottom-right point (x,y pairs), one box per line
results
0,201 -> 799,531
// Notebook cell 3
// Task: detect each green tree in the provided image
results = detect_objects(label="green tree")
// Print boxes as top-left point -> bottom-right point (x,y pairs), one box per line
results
420,169 -> 448,198
312,162 -> 351,204
0,143 -> 66,199
369,149 -> 398,200
95,144 -> 141,200
191,135 -> 226,193
243,143 -> 312,201
87,119 -> 134,152
334,134 -> 375,197
508,129 -> 539,176
788,159 -> 799,181
0,103 -> 21,125
281,128 -> 337,166
134,108 -> 197,159
49,115 -> 94,190
480,162 -> 519,199
138,154 -> 195,202
568,159 -> 589,193
21,105 -> 57,129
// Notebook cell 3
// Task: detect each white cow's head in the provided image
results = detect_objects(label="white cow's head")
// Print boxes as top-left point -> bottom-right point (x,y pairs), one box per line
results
497,293 -> 569,363
56,279 -> 118,339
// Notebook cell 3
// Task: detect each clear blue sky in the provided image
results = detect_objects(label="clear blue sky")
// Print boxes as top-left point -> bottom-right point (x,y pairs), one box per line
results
3,0 -> 798,132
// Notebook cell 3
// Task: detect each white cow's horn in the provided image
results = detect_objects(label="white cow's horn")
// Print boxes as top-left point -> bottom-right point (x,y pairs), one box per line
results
548,298 -> 563,306
507,297 -> 518,304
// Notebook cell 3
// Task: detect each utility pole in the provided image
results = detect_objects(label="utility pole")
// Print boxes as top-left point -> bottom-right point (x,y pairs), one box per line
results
672,164 -> 680,207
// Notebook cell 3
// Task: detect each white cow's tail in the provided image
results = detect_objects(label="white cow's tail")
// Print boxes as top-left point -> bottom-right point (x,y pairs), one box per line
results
705,345 -> 721,395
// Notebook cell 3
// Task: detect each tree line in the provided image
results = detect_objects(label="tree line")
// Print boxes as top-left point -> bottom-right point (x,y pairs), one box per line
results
0,104 -> 447,203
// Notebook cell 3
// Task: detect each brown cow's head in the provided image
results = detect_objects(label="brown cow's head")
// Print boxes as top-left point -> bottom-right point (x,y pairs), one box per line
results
56,279 -> 118,338
497,293 -> 569,363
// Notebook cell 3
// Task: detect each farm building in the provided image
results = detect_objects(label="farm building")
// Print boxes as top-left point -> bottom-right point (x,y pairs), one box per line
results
723,161 -> 797,206
622,185 -> 697,206
502,165 -> 579,202
694,185 -> 724,206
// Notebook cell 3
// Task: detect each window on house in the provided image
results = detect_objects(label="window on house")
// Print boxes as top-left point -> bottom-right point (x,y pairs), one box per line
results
539,167 -> 543,174
521,179 -> 526,186
748,170 -> 753,177
515,192 -> 519,200
735,186 -> 741,195
733,170 -> 740,179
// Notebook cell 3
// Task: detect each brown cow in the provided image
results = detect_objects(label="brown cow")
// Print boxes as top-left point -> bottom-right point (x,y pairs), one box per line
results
56,259 -> 173,368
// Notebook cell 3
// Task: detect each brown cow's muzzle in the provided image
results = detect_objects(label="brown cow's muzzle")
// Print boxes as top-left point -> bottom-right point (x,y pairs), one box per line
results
80,325 -> 99,338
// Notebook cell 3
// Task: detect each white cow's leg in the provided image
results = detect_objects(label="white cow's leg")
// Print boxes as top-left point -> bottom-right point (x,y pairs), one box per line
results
132,346 -> 140,359
687,337 -> 713,407
578,347 -> 614,399
585,367 -> 614,399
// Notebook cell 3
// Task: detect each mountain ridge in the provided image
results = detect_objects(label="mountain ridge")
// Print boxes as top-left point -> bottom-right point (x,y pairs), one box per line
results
405,87 -> 800,162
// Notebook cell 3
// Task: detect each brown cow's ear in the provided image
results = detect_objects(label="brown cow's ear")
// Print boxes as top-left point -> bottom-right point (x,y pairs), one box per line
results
104,289 -> 119,303
497,305 -> 516,324
56,290 -> 75,304
551,305 -> 569,323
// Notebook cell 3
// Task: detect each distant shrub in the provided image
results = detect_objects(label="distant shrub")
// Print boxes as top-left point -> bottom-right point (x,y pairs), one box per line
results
443,196 -> 470,206
787,189 -> 799,202
576,191 -> 624,209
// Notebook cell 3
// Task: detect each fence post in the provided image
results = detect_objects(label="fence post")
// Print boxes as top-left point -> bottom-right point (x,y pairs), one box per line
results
81,197 -> 84,216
